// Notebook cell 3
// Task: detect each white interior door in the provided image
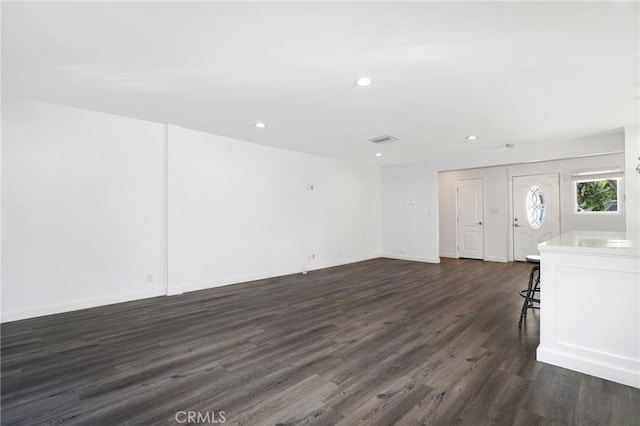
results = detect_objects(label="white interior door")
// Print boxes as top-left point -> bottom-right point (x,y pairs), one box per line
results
457,178 -> 484,260
512,174 -> 560,261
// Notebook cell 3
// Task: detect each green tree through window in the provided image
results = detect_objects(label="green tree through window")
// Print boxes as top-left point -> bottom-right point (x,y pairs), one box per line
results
576,179 -> 618,212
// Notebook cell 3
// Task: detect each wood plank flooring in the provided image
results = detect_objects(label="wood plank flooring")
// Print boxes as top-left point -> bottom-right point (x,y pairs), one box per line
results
2,258 -> 639,425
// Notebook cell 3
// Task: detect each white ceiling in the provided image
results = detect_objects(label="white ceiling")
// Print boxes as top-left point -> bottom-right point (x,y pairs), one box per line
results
2,2 -> 638,164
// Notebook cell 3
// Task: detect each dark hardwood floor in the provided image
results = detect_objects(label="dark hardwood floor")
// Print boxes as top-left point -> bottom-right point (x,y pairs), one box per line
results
2,258 -> 639,425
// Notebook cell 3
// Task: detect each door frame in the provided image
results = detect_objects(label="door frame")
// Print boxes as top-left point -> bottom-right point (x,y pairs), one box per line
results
455,177 -> 485,260
508,173 -> 561,261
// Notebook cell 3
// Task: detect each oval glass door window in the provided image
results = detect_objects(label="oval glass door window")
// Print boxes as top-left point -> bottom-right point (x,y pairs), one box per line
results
526,185 -> 545,228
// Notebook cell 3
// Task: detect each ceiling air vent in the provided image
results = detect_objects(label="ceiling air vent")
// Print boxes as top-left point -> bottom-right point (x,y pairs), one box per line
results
369,135 -> 398,145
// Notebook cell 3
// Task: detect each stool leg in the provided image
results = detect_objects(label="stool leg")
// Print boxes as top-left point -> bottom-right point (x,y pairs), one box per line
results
533,268 -> 540,293
519,265 -> 537,327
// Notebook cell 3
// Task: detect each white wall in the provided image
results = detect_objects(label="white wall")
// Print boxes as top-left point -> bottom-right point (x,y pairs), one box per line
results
624,126 -> 640,237
2,96 -> 631,321
167,125 -> 380,293
438,166 -> 509,262
2,97 -> 167,321
382,131 -> 626,262
1,99 -> 381,321
508,154 -> 626,234
437,154 -> 626,262
380,162 -> 439,263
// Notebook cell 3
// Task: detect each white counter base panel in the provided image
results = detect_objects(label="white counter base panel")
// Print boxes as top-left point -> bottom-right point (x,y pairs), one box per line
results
537,231 -> 640,389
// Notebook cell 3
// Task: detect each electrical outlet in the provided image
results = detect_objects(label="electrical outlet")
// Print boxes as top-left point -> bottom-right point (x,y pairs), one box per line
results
146,273 -> 155,284
309,254 -> 316,261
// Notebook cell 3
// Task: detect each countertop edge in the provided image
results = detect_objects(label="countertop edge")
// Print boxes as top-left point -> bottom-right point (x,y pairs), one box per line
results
538,243 -> 640,258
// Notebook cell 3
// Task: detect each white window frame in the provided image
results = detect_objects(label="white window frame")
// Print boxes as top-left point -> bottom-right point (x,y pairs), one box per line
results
574,177 -> 622,215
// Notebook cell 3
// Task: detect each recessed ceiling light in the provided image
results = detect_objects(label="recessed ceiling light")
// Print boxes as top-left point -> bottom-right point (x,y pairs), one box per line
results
466,135 -> 477,140
255,122 -> 267,129
375,153 -> 382,157
356,77 -> 372,87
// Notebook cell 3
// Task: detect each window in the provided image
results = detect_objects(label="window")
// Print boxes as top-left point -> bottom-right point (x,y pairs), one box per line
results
526,185 -> 545,228
576,178 -> 619,213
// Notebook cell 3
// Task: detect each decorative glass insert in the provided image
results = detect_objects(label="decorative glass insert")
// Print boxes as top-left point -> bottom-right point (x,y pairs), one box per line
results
576,179 -> 618,212
526,185 -> 545,229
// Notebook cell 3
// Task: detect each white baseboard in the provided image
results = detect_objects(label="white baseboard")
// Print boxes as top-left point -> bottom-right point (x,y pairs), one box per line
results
182,254 -> 380,293
440,253 -> 508,263
304,254 -> 380,272
1,288 -> 166,323
537,346 -> 640,389
166,285 -> 184,296
2,256 -> 382,322
484,256 -> 508,263
381,253 -> 441,264
439,252 -> 458,259
183,266 -> 301,293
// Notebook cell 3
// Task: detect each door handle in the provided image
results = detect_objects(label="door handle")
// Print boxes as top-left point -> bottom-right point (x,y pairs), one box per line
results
514,224 -> 521,227
477,222 -> 482,225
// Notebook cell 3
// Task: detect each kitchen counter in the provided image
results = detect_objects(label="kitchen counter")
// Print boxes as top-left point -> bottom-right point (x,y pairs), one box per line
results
537,231 -> 639,388
538,230 -> 639,256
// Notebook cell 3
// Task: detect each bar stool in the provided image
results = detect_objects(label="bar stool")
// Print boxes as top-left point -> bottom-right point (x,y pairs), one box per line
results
518,254 -> 540,327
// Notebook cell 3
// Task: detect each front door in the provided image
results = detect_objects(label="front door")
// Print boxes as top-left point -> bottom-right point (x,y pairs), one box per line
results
512,174 -> 560,261
457,178 -> 484,260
